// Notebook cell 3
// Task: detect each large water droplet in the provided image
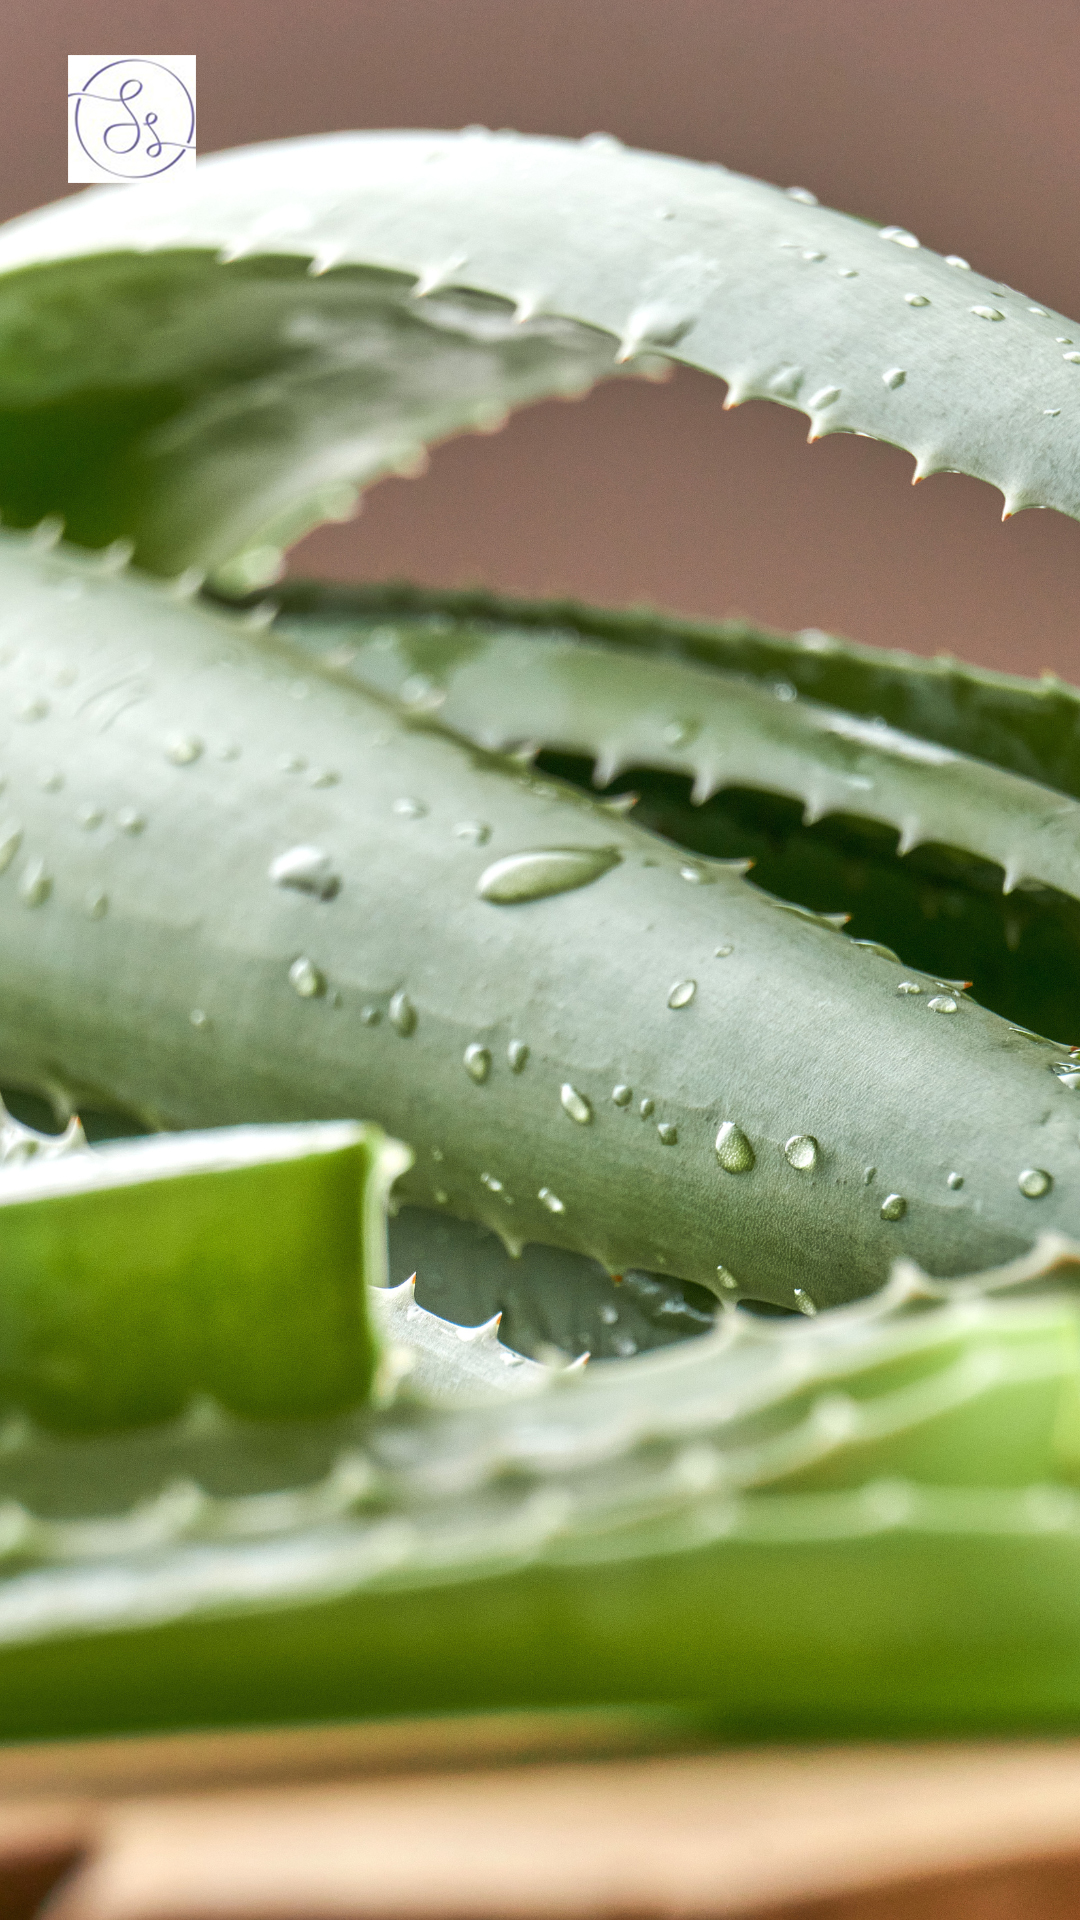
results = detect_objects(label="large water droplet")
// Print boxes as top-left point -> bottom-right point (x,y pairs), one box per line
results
639,1097 -> 655,1118
784,1134 -> 819,1171
715,1122 -> 755,1173
612,1084 -> 633,1106
269,845 -> 341,900
946,255 -> 971,270
18,860 -> 50,908
0,827 -> 22,874
880,1193 -> 907,1221
897,981 -> 924,995
288,956 -> 325,999
905,293 -> 930,306
166,734 -> 204,766
464,1043 -> 491,1083
1018,1167 -> 1052,1198
879,226 -> 919,248
389,990 -> 417,1036
508,1040 -> 529,1072
667,979 -> 697,1009
928,994 -> 958,1014
882,367 -> 907,389
793,1288 -> 817,1316
478,846 -> 620,904
657,1122 -> 678,1145
561,1083 -> 593,1124
714,943 -> 734,958
538,1187 -> 565,1213
947,1171 -> 964,1190
971,306 -> 1004,321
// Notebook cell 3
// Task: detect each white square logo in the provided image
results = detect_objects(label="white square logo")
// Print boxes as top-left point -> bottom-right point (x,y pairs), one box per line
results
68,56 -> 196,184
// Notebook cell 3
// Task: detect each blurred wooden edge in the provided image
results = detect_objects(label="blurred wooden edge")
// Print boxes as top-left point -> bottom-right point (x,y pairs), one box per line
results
17,1740 -> 1080,1920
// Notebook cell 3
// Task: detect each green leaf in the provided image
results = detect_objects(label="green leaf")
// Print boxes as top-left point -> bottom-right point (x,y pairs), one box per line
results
0,132 -> 1077,584
0,1117 -> 408,1431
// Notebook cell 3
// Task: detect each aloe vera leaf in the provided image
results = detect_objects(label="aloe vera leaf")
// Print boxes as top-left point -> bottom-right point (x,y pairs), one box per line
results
0,1118 -> 407,1432
5,534 -> 1080,1306
1,133 -> 1079,588
272,603 -> 1080,907
268,579 -> 1080,805
3,1244 -> 1080,1740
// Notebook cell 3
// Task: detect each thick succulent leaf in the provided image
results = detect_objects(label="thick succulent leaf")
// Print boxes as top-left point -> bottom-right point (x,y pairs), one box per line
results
4,1238 -> 1080,1739
5,531 -> 1080,1310
269,578 -> 1080,803
0,131 -> 1079,585
0,1116 -> 408,1432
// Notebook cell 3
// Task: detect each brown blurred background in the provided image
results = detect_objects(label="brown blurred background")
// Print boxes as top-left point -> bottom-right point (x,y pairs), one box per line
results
5,0 -> 1080,676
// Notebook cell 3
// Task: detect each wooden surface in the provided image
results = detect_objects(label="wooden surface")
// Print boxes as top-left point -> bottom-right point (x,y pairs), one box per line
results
6,1717 -> 1080,1920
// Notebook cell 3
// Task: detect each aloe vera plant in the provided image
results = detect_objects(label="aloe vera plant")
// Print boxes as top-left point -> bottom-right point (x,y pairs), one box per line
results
4,130 -> 1080,1739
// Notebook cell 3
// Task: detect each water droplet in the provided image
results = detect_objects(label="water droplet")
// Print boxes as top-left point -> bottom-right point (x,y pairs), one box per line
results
0,826 -> 22,873
308,768 -> 340,788
269,845 -> 341,900
784,1134 -> 819,1171
389,990 -> 417,1035
837,267 -> 858,278
431,1146 -> 444,1162
947,1170 -> 964,1190
1056,337 -> 1074,345
1044,408 -> 1062,417
808,385 -> 841,409
639,1097 -> 655,1118
1019,1167 -> 1052,1198
946,255 -> 972,270
897,981 -> 924,995
882,367 -> 907,389
478,846 -> 620,904
19,860 -> 51,908
76,804 -> 103,830
599,1303 -> 619,1325
288,956 -> 325,999
905,293 -> 931,306
801,249 -> 825,263
361,1005 -> 381,1026
1064,352 -> 1080,365
166,734 -> 204,766
768,364 -> 804,398
1029,304 -> 1049,315
38,767 -> 63,793
714,943 -> 734,958
84,889 -> 107,920
116,806 -> 146,834
561,1083 -> 593,1124
657,1122 -> 678,1145
787,186 -> 818,204
508,1040 -> 529,1072
667,979 -> 697,1009
464,1043 -> 491,1083
539,1186 -> 565,1213
480,1170 -> 503,1192
393,797 -> 428,819
716,1266 -> 739,1291
864,1166 -> 877,1184
17,697 -> 48,723
612,1084 -> 633,1106
880,1193 -> 907,1221
971,306 -> 1004,321
434,1189 -> 449,1206
612,1334 -> 638,1358
928,994 -> 958,1014
189,1008 -> 209,1030
455,820 -> 491,845
715,1122 -> 755,1174
879,226 -> 919,248
277,753 -> 306,773
793,1288 -> 817,1316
